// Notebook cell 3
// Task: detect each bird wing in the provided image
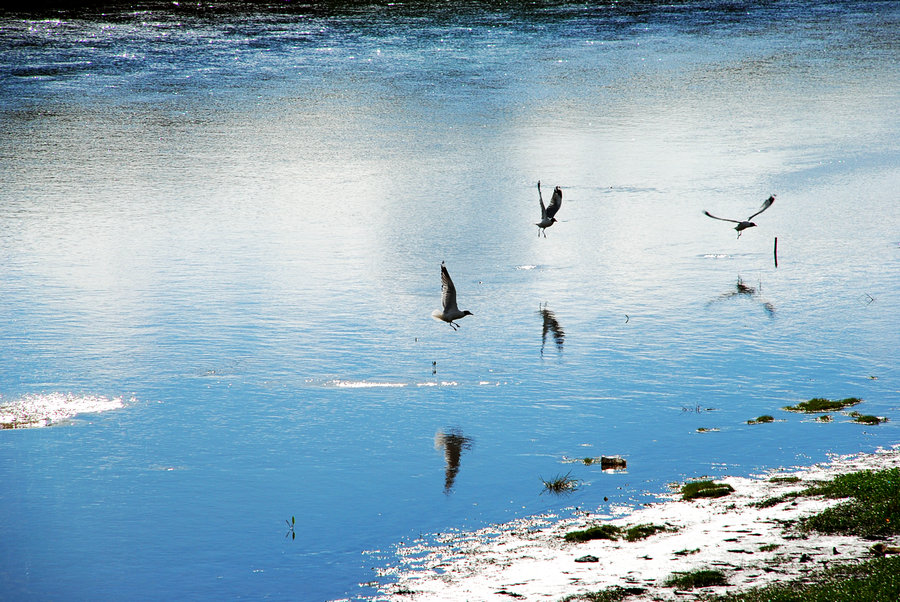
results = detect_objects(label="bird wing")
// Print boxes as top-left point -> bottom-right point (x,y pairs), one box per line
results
537,181 -> 548,219
545,187 -> 562,219
440,262 -> 459,313
703,210 -> 741,224
747,195 -> 775,220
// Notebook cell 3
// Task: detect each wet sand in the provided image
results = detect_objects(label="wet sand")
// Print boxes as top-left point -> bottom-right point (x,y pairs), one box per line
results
378,446 -> 900,601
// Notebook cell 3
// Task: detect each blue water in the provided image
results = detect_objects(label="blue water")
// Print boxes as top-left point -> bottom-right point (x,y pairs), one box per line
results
1,1 -> 899,600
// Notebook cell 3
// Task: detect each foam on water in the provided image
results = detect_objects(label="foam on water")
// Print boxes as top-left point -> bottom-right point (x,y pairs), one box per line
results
0,393 -> 127,429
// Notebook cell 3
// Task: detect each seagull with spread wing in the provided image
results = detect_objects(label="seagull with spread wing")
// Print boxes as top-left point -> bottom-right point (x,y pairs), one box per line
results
704,195 -> 776,238
536,181 -> 562,237
432,261 -> 473,330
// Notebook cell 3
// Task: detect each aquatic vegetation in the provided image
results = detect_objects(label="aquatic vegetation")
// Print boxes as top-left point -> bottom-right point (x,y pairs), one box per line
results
664,568 -> 727,589
783,397 -> 862,413
848,412 -> 886,425
674,548 -> 700,556
816,415 -> 834,422
541,472 -> 580,495
285,516 -> 295,540
759,543 -> 780,552
564,524 -> 622,543
747,415 -> 774,424
681,480 -> 735,501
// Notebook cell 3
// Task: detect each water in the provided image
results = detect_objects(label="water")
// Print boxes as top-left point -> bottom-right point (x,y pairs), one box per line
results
1,1 -> 898,600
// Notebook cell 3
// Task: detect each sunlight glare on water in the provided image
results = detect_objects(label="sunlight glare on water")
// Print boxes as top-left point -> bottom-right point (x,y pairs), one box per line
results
1,1 -> 899,601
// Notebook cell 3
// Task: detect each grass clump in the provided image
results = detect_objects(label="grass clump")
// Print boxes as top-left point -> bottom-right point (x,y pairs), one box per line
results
664,568 -> 727,589
541,472 -> 580,495
747,415 -> 774,424
769,476 -> 801,484
681,480 -> 735,501
561,586 -> 646,602
706,555 -> 900,601
783,397 -> 861,413
623,523 -> 673,542
564,524 -> 622,543
564,522 -> 674,543
798,467 -> 900,538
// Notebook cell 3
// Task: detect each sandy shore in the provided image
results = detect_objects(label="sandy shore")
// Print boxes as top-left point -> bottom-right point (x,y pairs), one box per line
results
376,446 -> 900,601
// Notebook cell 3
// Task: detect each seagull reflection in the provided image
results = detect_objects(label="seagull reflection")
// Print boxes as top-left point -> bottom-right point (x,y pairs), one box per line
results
434,429 -> 473,494
709,276 -> 775,317
539,303 -> 565,357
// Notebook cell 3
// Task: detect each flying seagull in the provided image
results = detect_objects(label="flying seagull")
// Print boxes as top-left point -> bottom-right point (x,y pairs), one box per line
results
704,195 -> 776,238
432,261 -> 473,330
536,180 -> 562,237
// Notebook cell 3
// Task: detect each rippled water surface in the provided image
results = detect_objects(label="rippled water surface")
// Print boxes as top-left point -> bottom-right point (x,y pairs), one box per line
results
1,1 -> 899,600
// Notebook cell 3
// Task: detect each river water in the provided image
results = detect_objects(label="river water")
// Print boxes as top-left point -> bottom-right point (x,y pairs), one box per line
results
1,1 -> 898,600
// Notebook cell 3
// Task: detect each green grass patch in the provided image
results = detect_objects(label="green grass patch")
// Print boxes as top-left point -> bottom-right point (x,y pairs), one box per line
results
706,555 -> 900,601
623,523 -> 673,542
848,412 -> 886,425
783,397 -> 861,413
747,415 -> 774,424
674,548 -> 700,556
664,568 -> 727,589
681,480 -> 735,501
564,522 -> 673,543
759,543 -> 780,552
564,524 -> 622,543
769,476 -> 801,484
560,586 -> 646,602
798,468 -> 900,538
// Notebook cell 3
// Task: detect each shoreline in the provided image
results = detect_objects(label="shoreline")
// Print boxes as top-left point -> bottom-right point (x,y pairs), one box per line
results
375,446 -> 900,601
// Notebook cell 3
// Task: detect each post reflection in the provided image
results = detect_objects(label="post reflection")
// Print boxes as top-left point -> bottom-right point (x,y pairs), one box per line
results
539,303 -> 565,357
434,429 -> 473,494
709,276 -> 775,317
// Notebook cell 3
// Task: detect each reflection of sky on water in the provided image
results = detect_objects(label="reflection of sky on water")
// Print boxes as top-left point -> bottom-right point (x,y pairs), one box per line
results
1,2 -> 899,601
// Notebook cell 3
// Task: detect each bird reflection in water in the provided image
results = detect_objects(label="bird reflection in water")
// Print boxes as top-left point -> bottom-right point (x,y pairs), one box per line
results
709,276 -> 775,317
434,429 -> 473,494
539,303 -> 565,357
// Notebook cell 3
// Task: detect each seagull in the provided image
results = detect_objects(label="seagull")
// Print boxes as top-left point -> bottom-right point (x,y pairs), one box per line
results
704,195 -> 776,238
536,181 -> 562,237
432,261 -> 473,330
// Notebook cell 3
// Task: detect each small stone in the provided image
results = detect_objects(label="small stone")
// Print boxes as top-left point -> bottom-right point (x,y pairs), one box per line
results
601,456 -> 627,469
575,555 -> 599,563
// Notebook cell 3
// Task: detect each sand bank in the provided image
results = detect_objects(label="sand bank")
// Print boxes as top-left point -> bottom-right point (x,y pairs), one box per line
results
377,446 -> 900,601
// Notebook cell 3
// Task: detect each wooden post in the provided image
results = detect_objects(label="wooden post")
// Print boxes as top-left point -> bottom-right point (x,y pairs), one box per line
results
774,237 -> 778,268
